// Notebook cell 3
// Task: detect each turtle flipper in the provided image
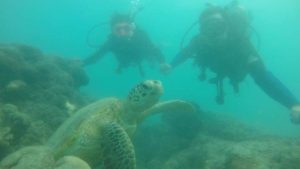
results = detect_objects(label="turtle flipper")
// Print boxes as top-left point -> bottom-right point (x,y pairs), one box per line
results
102,122 -> 136,169
139,100 -> 196,122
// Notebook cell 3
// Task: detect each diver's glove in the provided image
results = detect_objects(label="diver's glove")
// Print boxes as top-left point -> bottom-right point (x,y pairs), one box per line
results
290,104 -> 300,124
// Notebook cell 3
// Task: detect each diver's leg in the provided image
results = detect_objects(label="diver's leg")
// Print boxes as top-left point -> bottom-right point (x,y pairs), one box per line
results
250,61 -> 299,109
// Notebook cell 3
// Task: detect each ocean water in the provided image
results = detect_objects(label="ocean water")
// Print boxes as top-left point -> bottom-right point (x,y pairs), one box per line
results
1,0 -> 299,139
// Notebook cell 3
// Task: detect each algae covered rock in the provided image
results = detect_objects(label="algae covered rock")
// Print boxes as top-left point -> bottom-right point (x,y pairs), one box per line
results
55,156 -> 91,169
0,146 -> 91,169
0,127 -> 13,159
0,127 -> 13,147
0,43 -> 90,161
0,104 -> 31,159
135,108 -> 300,169
0,104 -> 31,138
0,146 -> 55,169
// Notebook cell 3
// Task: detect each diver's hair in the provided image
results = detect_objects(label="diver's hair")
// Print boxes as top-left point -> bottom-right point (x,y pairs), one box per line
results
110,13 -> 134,27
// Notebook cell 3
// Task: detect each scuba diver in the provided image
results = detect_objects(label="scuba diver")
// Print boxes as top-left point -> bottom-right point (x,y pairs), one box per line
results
83,13 -> 168,76
165,3 -> 300,123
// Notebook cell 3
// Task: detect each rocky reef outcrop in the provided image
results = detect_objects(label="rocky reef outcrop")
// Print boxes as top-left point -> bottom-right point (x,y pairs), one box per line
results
0,43 -> 299,169
0,146 -> 91,169
134,109 -> 300,169
0,44 -> 90,160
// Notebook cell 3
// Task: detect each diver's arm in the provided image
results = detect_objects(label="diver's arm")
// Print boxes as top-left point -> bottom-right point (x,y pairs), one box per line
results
145,39 -> 166,64
170,47 -> 193,68
83,41 -> 111,66
153,48 -> 166,64
138,30 -> 166,64
249,59 -> 299,109
170,36 -> 199,69
146,41 -> 171,74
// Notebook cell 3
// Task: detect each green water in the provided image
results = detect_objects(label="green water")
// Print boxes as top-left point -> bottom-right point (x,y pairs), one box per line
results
1,0 -> 299,136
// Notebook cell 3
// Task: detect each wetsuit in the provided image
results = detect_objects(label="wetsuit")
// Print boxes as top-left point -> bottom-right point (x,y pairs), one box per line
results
84,29 -> 165,75
171,34 -> 298,108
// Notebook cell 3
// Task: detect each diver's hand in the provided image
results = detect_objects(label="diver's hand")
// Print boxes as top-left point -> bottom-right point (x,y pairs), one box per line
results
160,63 -> 172,75
290,105 -> 300,124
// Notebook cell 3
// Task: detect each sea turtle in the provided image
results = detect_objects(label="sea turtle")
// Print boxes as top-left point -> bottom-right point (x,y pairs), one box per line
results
47,80 -> 195,169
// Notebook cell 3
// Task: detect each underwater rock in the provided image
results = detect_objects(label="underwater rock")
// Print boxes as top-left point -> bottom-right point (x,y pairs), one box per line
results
0,44 -> 42,83
5,80 -> 27,93
158,135 -> 300,169
1,105 -> 30,135
20,120 -> 53,146
0,43 -> 91,161
272,149 -> 300,169
0,104 -> 30,159
55,156 -> 91,169
0,104 -> 31,159
161,110 -> 202,139
0,127 -> 13,147
0,43 -> 89,104
197,110 -> 261,141
135,110 -> 202,165
0,146 -> 55,169
0,146 -> 91,169
225,153 -> 261,169
1,104 -> 31,138
64,100 -> 77,115
135,108 -> 300,169
0,126 -> 13,161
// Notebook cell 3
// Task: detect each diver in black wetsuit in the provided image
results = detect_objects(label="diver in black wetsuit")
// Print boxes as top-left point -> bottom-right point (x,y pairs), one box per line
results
84,13 -> 167,76
165,3 -> 300,123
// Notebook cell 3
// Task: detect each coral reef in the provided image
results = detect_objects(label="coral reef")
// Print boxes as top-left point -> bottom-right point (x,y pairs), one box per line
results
134,110 -> 202,168
0,126 -> 13,159
55,156 -> 91,169
0,127 -> 13,147
158,136 -> 300,169
0,146 -> 55,169
0,44 -> 90,160
0,43 -> 299,168
134,109 -> 300,169
0,104 -> 30,159
0,146 -> 91,169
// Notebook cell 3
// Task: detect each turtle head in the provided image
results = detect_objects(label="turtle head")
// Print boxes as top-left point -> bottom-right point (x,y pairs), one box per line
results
125,80 -> 163,113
